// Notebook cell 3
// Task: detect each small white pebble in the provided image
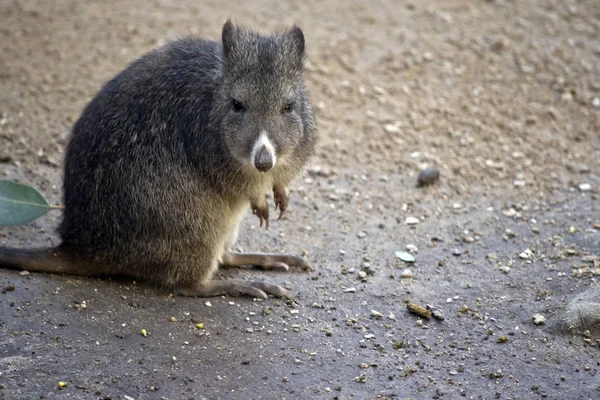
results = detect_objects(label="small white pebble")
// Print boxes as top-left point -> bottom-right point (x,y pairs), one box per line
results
532,314 -> 546,325
384,124 -> 401,134
579,183 -> 592,192
519,249 -> 533,259
406,244 -> 418,253
400,269 -> 414,279
405,217 -> 419,225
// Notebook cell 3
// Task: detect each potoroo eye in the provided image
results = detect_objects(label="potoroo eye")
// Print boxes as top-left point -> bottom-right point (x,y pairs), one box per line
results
232,99 -> 245,112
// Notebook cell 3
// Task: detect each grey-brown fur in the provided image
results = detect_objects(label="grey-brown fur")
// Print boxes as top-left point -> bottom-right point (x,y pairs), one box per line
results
0,21 -> 318,300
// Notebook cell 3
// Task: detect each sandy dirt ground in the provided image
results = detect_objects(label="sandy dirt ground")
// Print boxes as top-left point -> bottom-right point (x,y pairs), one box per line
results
1,0 -> 599,399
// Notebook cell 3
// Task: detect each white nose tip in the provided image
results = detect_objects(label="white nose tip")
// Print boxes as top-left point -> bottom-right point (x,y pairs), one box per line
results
250,131 -> 276,171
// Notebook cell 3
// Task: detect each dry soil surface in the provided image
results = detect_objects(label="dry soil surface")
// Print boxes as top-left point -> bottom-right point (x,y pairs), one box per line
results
1,0 -> 600,399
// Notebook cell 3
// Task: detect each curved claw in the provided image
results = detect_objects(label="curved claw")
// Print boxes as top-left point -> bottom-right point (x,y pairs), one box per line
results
277,254 -> 313,272
274,198 -> 286,220
251,202 -> 269,230
230,286 -> 268,299
252,282 -> 294,300
273,186 -> 288,220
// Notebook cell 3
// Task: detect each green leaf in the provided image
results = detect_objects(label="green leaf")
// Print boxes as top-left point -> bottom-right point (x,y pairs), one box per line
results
0,180 -> 55,226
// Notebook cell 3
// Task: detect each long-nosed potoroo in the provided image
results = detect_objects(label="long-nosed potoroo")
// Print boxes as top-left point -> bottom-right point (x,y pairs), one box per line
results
0,20 -> 318,300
